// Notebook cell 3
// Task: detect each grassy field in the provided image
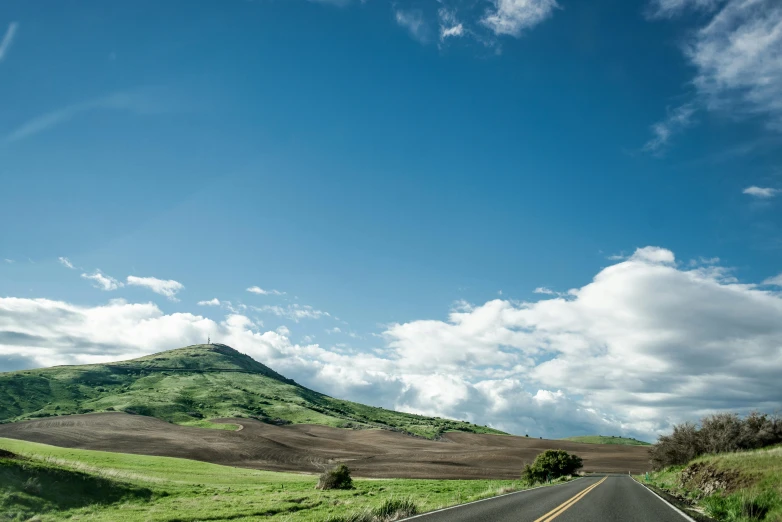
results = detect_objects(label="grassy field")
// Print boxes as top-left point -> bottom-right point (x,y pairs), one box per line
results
640,445 -> 782,522
0,437 -> 562,522
560,435 -> 651,446
0,343 -> 505,439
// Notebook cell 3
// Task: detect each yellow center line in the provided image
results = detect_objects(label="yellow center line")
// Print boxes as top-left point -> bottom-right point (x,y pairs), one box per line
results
532,476 -> 608,522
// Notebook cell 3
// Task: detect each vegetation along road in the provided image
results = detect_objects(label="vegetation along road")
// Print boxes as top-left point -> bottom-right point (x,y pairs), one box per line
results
402,475 -> 692,522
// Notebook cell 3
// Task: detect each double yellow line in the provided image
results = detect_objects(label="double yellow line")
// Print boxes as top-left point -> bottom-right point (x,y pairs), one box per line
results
532,476 -> 607,522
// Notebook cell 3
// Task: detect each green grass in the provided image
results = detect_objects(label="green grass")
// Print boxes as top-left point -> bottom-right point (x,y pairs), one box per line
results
0,437 -> 561,521
0,343 -> 506,439
560,435 -> 651,446
639,446 -> 782,522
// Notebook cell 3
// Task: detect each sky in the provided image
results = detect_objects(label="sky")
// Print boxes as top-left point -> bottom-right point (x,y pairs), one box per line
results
1,0 -> 782,441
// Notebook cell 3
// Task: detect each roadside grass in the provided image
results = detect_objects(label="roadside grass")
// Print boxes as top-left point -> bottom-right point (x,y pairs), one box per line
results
561,435 -> 651,446
639,445 -> 782,522
0,344 -> 506,440
0,437 -> 557,521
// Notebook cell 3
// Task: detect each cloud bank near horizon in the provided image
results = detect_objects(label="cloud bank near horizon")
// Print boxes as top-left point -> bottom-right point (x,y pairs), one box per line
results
1,246 -> 781,440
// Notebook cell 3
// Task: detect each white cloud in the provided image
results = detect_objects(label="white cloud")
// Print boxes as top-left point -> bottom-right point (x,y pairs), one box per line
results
0,22 -> 18,63
533,287 -> 556,295
481,0 -> 559,37
763,274 -> 782,286
643,103 -> 696,153
326,327 -> 342,334
648,0 -> 722,18
4,247 -> 782,439
629,245 -> 676,264
252,304 -> 330,322
395,9 -> 429,43
81,271 -> 123,291
651,0 -> 782,131
3,259 -> 13,264
743,186 -> 779,198
439,8 -> 465,41
126,276 -> 184,301
58,257 -> 75,269
197,298 -> 221,306
246,286 -> 285,296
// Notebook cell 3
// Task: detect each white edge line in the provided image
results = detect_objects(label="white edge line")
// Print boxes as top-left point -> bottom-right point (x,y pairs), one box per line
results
630,475 -> 697,522
399,476 -> 587,521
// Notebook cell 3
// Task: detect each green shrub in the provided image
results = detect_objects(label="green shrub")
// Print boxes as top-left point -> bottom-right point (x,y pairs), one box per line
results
316,464 -> 353,490
325,496 -> 419,522
522,450 -> 582,484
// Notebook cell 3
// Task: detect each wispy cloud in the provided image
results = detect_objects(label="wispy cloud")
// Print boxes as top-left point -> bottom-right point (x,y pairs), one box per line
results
4,259 -> 14,264
643,103 -> 696,154
246,286 -> 286,296
5,89 -> 174,144
533,287 -> 556,295
481,0 -> 559,37
127,275 -> 184,301
81,271 -> 124,291
0,22 -> 18,63
197,298 -> 221,306
253,304 -> 330,322
395,9 -> 429,43
648,0 -> 782,136
439,8 -> 465,41
58,257 -> 75,269
743,186 -> 780,199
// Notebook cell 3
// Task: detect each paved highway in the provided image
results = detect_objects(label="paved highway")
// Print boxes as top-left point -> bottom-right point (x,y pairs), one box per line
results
403,475 -> 691,522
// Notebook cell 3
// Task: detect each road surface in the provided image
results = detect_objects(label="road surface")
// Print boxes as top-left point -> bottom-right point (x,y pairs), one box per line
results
403,475 -> 691,522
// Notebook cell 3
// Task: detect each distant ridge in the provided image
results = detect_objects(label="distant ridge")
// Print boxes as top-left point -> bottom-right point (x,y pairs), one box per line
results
0,344 -> 507,439
561,435 -> 651,446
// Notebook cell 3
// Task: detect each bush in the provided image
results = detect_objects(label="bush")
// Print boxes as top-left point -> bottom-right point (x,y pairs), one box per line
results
650,412 -> 782,470
316,464 -> 353,490
325,497 -> 418,522
522,450 -> 582,484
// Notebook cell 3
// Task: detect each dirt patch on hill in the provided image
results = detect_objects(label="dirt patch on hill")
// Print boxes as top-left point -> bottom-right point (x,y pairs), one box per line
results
0,413 -> 651,479
680,462 -> 752,498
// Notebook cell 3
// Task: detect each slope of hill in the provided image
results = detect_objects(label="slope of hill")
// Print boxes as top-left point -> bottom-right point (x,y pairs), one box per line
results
0,343 -> 505,439
642,445 -> 782,521
561,435 -> 651,446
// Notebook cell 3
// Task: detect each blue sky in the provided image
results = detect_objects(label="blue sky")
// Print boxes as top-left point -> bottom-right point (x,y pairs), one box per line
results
1,0 -> 782,440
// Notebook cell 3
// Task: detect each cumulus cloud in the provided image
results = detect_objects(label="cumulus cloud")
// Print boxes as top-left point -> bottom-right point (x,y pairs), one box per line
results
252,304 -> 330,322
81,271 -> 123,291
743,186 -> 780,198
58,257 -> 75,269
246,286 -> 285,296
3,246 -> 782,439
481,0 -> 559,37
395,9 -> 429,43
126,276 -> 184,300
197,298 -> 221,306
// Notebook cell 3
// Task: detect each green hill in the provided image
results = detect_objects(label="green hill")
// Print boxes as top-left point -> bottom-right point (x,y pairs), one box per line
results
0,343 -> 505,439
560,435 -> 651,446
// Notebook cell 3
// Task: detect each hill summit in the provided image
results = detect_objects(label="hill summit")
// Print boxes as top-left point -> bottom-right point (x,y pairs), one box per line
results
0,344 -> 506,439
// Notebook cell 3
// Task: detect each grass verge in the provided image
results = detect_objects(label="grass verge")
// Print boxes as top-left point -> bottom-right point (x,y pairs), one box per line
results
0,437 -> 566,521
638,445 -> 782,522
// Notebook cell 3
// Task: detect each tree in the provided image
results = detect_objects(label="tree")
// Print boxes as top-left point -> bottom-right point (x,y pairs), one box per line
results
522,450 -> 583,484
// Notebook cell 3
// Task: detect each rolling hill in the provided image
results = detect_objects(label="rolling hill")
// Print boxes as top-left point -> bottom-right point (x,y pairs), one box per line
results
0,343 -> 505,439
560,435 -> 651,446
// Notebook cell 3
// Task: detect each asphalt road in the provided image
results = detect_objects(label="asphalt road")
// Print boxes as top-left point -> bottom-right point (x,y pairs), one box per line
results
403,475 -> 690,522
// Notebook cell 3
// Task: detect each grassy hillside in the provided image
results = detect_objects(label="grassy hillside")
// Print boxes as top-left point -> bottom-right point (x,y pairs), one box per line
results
561,435 -> 651,446
0,437 -> 546,521
0,343 -> 505,439
641,445 -> 782,522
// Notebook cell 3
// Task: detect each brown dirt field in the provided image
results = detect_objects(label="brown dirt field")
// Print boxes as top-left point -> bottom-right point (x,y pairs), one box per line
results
0,413 -> 651,479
